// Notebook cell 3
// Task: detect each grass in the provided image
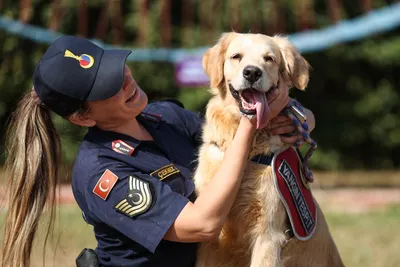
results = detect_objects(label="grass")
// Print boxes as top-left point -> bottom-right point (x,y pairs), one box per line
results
326,205 -> 400,267
0,204 -> 399,267
0,204 -> 96,267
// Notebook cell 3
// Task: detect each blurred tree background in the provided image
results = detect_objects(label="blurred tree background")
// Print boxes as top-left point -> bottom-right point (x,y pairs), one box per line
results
0,0 -> 399,175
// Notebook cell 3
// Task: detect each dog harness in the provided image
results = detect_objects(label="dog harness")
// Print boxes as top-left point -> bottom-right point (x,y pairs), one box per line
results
250,100 -> 318,240
251,147 -> 317,241
252,99 -> 317,182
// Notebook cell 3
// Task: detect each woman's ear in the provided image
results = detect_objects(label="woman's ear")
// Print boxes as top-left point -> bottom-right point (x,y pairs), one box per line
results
273,35 -> 311,90
68,112 -> 96,127
202,32 -> 237,91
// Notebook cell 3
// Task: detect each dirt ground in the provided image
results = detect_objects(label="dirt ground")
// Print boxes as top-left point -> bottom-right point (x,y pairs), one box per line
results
1,185 -> 399,213
312,188 -> 400,213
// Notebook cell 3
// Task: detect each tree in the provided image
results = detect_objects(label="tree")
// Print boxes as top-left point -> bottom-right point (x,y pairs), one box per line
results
0,0 -> 399,173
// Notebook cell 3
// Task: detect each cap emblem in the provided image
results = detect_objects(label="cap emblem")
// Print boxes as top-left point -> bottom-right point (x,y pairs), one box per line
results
64,49 -> 94,69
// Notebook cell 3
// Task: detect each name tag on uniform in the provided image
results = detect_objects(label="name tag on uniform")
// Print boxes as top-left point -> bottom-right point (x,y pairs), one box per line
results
150,164 -> 180,181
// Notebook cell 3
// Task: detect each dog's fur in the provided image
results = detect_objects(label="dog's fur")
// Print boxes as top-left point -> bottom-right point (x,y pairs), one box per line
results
194,32 -> 344,267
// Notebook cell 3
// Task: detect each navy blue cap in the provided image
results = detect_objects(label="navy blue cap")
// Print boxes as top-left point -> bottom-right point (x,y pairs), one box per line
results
33,35 -> 132,117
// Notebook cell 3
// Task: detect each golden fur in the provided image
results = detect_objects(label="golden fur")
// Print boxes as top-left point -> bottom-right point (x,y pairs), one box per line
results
194,32 -> 344,267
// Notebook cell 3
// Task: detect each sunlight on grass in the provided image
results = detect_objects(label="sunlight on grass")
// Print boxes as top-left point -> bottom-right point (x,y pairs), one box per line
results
0,204 -> 399,267
0,203 -> 95,267
326,205 -> 400,267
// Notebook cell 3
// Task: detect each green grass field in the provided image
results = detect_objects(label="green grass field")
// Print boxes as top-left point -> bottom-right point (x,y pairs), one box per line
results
1,203 -> 399,267
327,205 -> 400,267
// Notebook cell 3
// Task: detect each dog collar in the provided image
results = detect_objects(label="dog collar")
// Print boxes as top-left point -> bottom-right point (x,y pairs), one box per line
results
250,153 -> 274,165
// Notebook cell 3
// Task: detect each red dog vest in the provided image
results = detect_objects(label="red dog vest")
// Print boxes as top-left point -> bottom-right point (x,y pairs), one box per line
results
272,147 -> 317,240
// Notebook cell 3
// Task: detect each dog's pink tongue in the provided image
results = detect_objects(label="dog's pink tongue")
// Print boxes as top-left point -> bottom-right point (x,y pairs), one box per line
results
254,91 -> 270,129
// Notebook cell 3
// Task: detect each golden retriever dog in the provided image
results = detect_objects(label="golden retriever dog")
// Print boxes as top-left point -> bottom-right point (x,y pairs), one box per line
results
193,32 -> 344,267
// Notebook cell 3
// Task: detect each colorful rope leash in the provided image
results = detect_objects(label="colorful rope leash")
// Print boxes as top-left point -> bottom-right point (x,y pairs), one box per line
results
281,100 -> 317,182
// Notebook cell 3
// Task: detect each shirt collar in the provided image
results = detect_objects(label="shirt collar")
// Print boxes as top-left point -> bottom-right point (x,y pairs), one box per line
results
84,111 -> 163,153
86,126 -> 141,152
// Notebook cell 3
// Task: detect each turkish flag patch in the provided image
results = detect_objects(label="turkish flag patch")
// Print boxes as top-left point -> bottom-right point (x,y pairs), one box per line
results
272,147 -> 317,240
93,169 -> 119,200
112,140 -> 134,156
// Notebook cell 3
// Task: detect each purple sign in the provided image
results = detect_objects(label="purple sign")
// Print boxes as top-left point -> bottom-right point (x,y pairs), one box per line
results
175,57 -> 210,87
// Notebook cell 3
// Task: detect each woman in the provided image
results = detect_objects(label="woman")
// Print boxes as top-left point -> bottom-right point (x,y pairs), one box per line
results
1,36 -> 315,267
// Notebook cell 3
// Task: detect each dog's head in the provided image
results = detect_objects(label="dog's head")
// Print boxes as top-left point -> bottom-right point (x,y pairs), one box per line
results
203,32 -> 310,129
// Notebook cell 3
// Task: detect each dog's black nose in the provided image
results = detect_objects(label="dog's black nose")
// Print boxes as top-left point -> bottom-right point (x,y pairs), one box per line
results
243,66 -> 262,83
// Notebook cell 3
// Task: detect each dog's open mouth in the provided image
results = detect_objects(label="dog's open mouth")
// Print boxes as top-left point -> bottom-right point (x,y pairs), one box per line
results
229,85 -> 274,129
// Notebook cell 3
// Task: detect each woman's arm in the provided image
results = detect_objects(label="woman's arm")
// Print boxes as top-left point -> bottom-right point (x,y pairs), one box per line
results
164,117 -> 255,242
163,83 -> 290,243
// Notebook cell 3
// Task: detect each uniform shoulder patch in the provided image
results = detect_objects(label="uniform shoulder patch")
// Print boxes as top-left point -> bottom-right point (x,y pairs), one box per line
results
112,140 -> 135,156
114,175 -> 153,217
93,169 -> 119,200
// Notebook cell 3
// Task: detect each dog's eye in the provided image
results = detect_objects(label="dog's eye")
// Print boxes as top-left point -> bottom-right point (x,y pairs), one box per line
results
231,53 -> 242,60
264,56 -> 274,62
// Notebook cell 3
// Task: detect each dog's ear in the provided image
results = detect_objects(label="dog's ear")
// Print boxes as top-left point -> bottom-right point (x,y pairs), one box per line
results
203,32 -> 237,90
273,35 -> 310,90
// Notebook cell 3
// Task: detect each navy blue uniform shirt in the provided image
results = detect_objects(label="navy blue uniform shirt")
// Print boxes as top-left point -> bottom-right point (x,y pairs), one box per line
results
72,101 -> 202,267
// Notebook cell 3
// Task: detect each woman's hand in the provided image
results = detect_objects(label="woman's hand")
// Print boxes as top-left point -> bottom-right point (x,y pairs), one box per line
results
269,103 -> 316,145
266,82 -> 290,120
239,114 -> 258,136
270,115 -> 301,145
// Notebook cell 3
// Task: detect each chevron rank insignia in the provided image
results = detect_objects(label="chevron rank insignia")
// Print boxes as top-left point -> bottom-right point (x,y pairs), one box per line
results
114,175 -> 153,217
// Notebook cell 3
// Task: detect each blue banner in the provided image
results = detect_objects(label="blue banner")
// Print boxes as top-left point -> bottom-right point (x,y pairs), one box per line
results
1,3 -> 400,62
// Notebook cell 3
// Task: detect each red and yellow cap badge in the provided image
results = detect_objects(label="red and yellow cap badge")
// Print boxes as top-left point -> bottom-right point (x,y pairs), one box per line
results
64,49 -> 94,69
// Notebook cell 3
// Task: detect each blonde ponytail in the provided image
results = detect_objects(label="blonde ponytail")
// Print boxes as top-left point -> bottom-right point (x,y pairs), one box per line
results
2,91 -> 61,267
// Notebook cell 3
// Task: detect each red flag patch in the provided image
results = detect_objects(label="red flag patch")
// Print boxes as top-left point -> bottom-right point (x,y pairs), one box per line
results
112,140 -> 134,156
93,169 -> 119,200
272,147 -> 317,240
